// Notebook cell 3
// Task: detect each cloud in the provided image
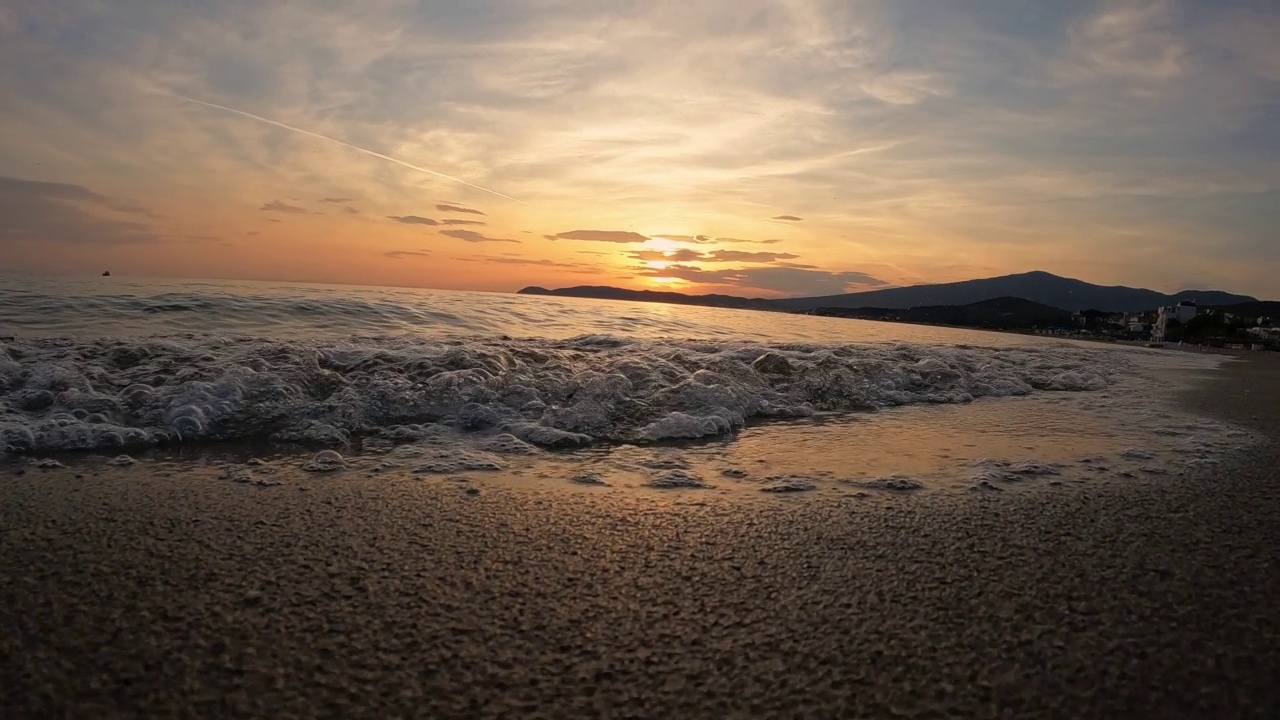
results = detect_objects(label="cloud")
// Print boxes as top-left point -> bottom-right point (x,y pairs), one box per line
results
260,200 -> 308,214
385,249 -> 431,259
460,256 -> 585,268
706,250 -> 799,263
436,203 -> 486,216
441,218 -> 486,226
1064,1 -> 1185,84
0,176 -> 161,247
717,237 -> 785,245
2,1 -> 1278,297
441,229 -> 520,243
163,93 -> 522,203
627,249 -> 799,263
628,249 -> 705,262
639,264 -> 888,296
772,215 -> 803,222
343,206 -> 359,214
549,230 -> 651,243
388,215 -> 438,226
320,197 -> 354,203
651,235 -> 786,246
859,71 -> 951,105
649,234 -> 715,244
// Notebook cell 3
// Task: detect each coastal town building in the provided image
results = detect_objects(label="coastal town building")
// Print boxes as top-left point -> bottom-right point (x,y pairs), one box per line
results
1152,301 -> 1199,341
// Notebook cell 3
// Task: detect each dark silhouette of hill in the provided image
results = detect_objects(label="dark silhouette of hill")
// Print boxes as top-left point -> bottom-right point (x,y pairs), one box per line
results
1211,301 -> 1280,318
807,297 -> 1075,329
771,271 -> 1255,313
518,271 -> 1257,314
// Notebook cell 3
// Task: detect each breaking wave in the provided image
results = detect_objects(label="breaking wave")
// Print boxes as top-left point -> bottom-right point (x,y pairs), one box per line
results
0,333 -> 1125,457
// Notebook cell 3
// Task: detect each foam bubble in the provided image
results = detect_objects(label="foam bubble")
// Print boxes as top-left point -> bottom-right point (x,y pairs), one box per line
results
302,450 -> 346,472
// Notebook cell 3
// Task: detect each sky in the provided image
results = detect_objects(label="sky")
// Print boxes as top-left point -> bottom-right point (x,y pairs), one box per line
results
1,0 -> 1277,299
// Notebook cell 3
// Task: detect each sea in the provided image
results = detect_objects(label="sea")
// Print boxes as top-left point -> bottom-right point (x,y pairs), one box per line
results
0,275 -> 1256,494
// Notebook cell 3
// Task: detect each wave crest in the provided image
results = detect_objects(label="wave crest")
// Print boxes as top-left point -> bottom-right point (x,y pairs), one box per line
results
0,334 -> 1127,456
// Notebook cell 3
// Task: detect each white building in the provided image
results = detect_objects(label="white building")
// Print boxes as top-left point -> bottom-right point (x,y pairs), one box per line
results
1152,301 -> 1198,341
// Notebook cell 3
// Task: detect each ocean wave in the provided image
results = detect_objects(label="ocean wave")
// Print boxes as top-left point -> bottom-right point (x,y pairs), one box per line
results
0,333 -> 1127,456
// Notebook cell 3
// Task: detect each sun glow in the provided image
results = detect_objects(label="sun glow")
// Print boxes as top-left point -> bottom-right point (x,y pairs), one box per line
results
647,276 -> 683,286
643,237 -> 683,252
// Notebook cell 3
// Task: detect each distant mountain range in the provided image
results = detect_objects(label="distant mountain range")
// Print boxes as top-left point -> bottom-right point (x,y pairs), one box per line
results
518,271 -> 1258,313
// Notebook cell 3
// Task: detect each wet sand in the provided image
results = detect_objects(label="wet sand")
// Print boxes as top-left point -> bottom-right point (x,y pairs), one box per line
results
2,355 -> 1278,719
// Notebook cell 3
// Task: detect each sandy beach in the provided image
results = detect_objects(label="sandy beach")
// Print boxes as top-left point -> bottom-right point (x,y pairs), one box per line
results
2,354 -> 1278,719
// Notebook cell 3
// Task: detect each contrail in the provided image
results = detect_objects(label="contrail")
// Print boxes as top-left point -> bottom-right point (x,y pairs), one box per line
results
160,92 -> 522,204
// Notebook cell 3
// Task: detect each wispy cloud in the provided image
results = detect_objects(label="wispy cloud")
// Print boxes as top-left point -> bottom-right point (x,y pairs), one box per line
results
461,255 -> 586,268
260,200 -> 308,214
320,197 -> 354,203
626,249 -> 799,263
388,215 -> 438,226
441,229 -> 520,243
706,250 -> 799,263
771,215 -> 803,222
159,93 -> 524,203
437,203 -> 485,216
385,249 -> 431,260
441,218 -> 485,226
0,176 -> 161,247
549,230 -> 651,244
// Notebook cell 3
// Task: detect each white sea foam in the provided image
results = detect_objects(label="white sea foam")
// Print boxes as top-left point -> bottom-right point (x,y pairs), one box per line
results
646,469 -> 711,489
759,477 -> 817,493
970,459 -> 1062,484
0,334 -> 1130,456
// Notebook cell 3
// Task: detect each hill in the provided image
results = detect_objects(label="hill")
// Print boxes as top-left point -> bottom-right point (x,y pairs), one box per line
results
1212,301 -> 1280,318
772,271 -> 1255,313
807,297 -> 1075,330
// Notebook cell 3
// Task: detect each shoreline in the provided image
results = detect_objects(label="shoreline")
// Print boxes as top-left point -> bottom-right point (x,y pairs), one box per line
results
2,357 -> 1277,718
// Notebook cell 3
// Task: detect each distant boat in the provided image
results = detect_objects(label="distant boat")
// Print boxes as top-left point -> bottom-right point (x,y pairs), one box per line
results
102,270 -> 111,276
